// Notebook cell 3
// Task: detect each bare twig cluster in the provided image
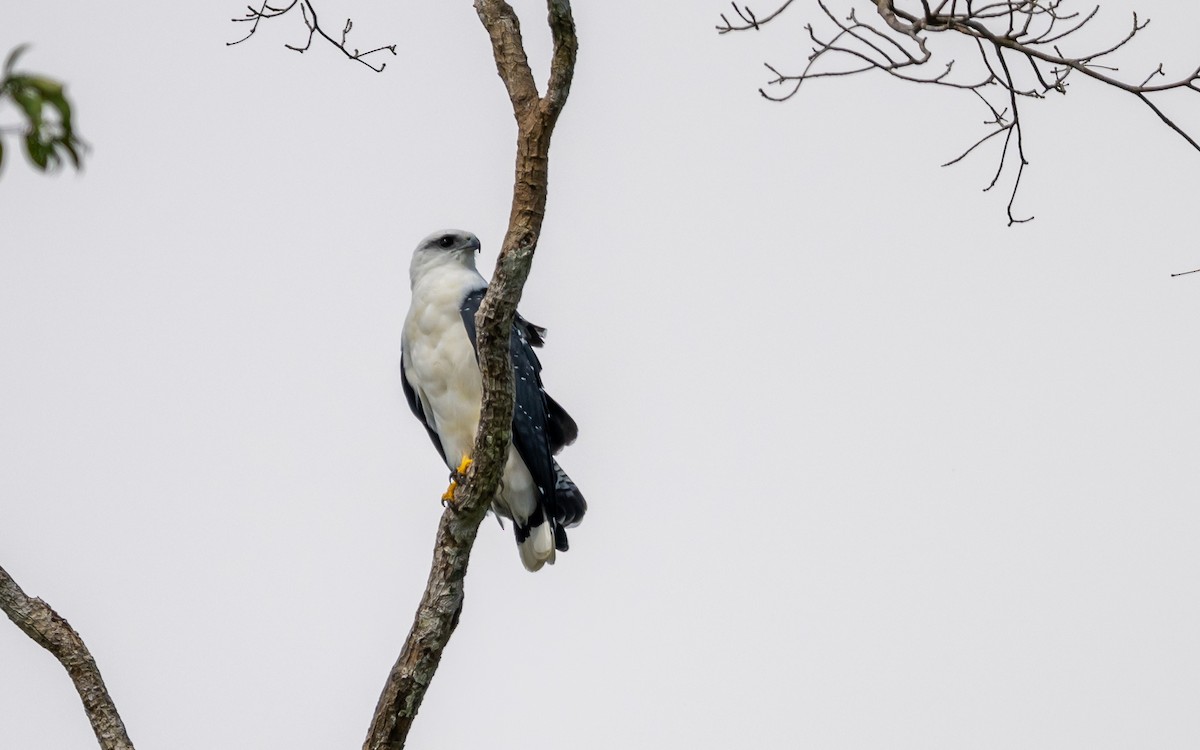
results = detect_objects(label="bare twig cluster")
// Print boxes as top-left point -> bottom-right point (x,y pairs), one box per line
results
228,0 -> 397,72
718,1 -> 1200,225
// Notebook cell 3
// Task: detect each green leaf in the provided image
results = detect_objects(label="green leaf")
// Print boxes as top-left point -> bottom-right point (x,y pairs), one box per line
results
24,132 -> 48,170
11,80 -> 44,124
43,89 -> 72,131
2,44 -> 28,76
60,137 -> 80,169
27,76 -> 63,98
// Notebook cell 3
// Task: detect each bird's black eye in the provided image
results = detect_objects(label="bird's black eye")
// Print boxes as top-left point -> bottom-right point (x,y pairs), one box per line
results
438,235 -> 455,248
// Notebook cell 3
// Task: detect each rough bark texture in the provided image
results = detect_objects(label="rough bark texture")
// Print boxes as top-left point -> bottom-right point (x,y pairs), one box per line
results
362,3 -> 576,750
0,565 -> 135,750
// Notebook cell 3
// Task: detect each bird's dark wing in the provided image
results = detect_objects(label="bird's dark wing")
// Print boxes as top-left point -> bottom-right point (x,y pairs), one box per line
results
518,316 -> 547,348
514,310 -> 578,454
458,288 -> 583,534
543,393 -> 578,454
400,354 -> 449,466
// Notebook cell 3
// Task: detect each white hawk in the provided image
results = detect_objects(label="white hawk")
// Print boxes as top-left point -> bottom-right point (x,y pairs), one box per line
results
400,229 -> 586,571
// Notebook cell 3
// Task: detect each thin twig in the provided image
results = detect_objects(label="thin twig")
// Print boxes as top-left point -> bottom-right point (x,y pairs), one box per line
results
228,0 -> 396,72
718,0 -> 797,33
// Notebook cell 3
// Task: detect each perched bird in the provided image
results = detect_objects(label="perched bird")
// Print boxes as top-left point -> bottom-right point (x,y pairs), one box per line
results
400,229 -> 586,571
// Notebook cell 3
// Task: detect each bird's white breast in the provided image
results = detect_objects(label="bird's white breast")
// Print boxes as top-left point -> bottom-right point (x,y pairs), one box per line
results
401,258 -> 541,539
402,264 -> 488,468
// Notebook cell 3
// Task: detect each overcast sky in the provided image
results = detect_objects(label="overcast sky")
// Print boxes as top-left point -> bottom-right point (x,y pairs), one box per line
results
3,1 -> 1199,749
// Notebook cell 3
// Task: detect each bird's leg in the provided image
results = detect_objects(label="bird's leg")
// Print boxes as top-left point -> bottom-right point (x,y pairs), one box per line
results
441,455 -> 474,507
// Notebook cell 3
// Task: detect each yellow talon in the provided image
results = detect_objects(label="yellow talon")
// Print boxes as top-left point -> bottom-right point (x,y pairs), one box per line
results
441,455 -> 473,505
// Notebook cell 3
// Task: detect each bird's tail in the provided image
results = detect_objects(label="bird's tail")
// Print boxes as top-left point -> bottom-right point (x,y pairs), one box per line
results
515,506 -> 556,572
514,462 -> 586,572
552,461 -> 587,530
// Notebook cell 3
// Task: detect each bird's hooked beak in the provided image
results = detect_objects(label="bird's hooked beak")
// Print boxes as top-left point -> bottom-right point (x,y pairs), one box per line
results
469,236 -> 481,254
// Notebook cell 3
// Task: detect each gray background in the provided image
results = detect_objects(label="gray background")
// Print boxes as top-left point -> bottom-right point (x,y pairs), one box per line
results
2,1 -> 1199,748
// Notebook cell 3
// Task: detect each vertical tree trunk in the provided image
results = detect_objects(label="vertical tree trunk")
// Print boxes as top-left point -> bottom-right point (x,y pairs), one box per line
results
362,3 -> 577,749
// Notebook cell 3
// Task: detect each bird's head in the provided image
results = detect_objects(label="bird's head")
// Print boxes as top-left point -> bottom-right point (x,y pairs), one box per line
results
410,229 -> 482,282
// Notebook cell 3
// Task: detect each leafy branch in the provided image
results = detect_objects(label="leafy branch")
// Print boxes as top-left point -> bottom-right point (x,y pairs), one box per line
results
0,46 -> 86,174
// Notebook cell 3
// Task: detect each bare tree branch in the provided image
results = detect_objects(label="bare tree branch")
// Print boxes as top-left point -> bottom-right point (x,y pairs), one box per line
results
227,0 -> 396,72
719,1 -> 1200,223
0,565 -> 134,750
362,3 -> 577,749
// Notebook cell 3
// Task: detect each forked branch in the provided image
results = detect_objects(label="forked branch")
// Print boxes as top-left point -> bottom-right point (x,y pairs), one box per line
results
362,3 -> 577,749
719,1 -> 1200,224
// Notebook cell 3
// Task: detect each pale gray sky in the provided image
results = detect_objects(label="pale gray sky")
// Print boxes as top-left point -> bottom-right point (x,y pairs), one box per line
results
3,2 -> 1199,749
